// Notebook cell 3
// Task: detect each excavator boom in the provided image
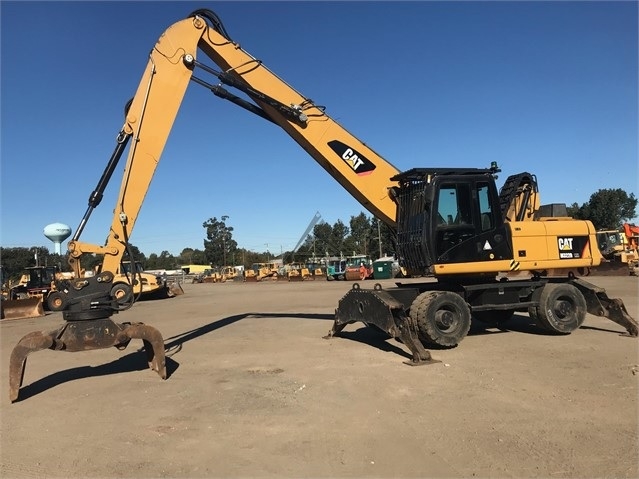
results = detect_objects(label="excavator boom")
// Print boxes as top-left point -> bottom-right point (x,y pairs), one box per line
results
68,10 -> 400,277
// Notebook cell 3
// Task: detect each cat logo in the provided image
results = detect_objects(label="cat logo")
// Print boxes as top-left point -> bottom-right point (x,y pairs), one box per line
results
327,140 -> 376,175
558,237 -> 574,251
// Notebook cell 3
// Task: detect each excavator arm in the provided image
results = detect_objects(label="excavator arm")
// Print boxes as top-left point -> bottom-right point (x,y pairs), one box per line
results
9,9 -> 403,402
68,9 -> 400,278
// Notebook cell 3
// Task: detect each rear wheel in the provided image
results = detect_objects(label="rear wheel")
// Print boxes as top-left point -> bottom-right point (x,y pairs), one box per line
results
535,283 -> 586,334
46,291 -> 66,312
413,291 -> 471,347
110,283 -> 133,305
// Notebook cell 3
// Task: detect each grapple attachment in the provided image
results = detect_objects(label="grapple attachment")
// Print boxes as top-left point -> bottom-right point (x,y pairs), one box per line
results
9,318 -> 166,402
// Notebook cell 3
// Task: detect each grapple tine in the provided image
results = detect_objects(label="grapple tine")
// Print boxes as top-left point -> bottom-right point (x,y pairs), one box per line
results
8,320 -> 167,402
9,330 -> 56,402
126,323 -> 167,379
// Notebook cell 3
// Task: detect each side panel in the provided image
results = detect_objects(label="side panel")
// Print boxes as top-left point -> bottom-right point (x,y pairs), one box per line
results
509,219 -> 602,267
434,219 -> 602,275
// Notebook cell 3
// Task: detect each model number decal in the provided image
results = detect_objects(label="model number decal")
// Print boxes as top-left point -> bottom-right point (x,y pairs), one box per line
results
328,140 -> 376,175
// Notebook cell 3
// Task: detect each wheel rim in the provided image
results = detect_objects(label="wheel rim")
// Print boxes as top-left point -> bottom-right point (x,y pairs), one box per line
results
434,308 -> 459,333
553,298 -> 574,322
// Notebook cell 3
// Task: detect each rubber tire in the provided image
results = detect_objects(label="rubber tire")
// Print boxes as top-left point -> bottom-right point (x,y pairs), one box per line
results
110,283 -> 133,305
413,291 -> 472,347
535,283 -> 587,334
46,291 -> 66,312
527,286 -> 543,324
473,309 -> 515,325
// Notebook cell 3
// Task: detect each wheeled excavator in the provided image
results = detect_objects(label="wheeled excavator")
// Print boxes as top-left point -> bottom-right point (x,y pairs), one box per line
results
9,8 -> 637,401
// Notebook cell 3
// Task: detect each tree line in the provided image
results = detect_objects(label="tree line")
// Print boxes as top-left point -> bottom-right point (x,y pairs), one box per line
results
1,188 -> 636,284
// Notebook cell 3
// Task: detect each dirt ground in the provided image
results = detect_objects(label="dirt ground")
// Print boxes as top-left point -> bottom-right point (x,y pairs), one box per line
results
1,275 -> 637,478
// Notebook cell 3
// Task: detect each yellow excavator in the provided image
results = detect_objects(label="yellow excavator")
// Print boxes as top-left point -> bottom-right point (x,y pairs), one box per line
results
9,8 -> 637,402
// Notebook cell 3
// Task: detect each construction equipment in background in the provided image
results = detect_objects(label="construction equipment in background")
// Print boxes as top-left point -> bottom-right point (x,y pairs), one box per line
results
592,225 -> 639,276
326,257 -> 348,281
195,266 -> 240,283
307,259 -> 327,280
9,7 -> 637,402
285,262 -> 312,282
220,266 -> 242,281
344,255 -> 374,281
281,212 -> 324,282
1,297 -> 44,320
92,260 -> 181,304
244,262 -> 279,282
1,266 -> 59,320
622,223 -> 639,275
200,268 -> 224,283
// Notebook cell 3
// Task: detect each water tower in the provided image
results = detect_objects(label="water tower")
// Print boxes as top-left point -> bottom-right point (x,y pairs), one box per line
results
44,223 -> 72,254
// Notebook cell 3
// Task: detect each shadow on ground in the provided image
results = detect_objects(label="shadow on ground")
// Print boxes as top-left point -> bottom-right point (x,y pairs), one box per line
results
14,311 -> 624,402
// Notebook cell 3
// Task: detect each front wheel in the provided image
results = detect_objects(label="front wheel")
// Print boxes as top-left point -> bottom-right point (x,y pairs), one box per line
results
413,291 -> 471,347
535,283 -> 586,334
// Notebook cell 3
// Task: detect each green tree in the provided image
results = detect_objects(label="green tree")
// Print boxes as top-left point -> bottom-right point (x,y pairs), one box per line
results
146,253 -> 160,269
178,248 -> 208,266
0,246 -> 56,282
367,218 -> 396,260
570,189 -> 637,230
145,251 -> 178,270
121,244 -> 147,264
346,212 -> 372,256
1,247 -> 37,281
329,219 -> 350,257
311,222 -> 333,259
566,202 -> 581,219
203,216 -> 238,267
78,253 -> 102,273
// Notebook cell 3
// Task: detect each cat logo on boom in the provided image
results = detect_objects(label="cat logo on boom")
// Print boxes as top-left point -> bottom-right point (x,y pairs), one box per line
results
328,140 -> 376,175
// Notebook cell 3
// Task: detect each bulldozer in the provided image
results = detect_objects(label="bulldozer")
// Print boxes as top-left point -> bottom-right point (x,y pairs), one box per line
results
244,262 -> 279,282
286,262 -> 312,282
220,265 -> 241,281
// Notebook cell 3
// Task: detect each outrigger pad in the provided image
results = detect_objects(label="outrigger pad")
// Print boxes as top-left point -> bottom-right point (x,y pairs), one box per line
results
327,283 -> 439,365
9,319 -> 166,403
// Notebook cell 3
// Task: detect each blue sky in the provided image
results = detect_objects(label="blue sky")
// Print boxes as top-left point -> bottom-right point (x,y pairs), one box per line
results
1,1 -> 637,257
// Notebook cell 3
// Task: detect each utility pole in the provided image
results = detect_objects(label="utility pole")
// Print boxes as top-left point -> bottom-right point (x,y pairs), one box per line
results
222,236 -> 226,266
377,219 -> 383,257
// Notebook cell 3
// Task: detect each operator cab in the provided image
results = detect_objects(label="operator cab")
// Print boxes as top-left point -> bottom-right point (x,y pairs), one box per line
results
392,166 -> 513,274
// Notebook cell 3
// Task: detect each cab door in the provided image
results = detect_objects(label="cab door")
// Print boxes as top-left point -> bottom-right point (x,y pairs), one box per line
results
432,177 -> 512,264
